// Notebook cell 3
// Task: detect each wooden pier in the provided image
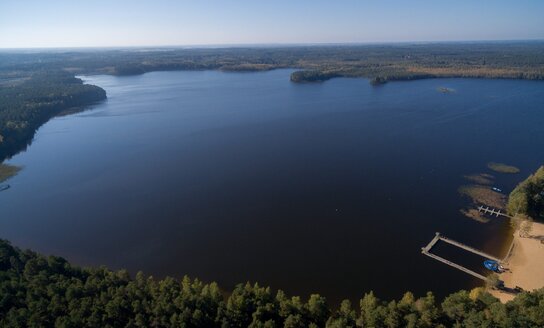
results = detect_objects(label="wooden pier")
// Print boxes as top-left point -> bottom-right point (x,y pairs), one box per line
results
421,232 -> 501,281
438,234 -> 501,262
422,250 -> 488,281
422,232 -> 441,253
477,205 -> 511,218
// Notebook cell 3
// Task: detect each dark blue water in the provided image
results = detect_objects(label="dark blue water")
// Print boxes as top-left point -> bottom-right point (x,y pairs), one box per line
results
2,69 -> 543,303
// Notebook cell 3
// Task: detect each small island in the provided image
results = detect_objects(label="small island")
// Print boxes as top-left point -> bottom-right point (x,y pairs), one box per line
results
370,76 -> 387,85
437,87 -> 455,93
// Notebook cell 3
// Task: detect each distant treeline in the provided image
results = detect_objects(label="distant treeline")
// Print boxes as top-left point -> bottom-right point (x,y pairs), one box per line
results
0,71 -> 106,162
508,166 -> 544,219
1,239 -> 543,328
2,42 -> 544,81
290,70 -> 340,83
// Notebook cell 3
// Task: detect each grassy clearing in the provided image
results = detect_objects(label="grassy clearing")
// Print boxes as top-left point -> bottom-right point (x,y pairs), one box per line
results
0,163 -> 21,183
487,162 -> 520,174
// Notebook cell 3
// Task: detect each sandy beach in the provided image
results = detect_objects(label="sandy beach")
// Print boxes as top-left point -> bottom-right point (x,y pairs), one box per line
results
491,221 -> 544,302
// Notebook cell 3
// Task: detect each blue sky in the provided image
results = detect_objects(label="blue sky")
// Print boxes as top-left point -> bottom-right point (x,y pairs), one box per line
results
1,0 -> 543,48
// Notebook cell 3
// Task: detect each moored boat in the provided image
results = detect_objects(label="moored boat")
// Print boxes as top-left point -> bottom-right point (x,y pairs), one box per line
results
484,259 -> 502,272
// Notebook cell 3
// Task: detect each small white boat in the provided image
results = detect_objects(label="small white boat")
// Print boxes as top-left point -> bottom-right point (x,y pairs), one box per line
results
492,187 -> 502,193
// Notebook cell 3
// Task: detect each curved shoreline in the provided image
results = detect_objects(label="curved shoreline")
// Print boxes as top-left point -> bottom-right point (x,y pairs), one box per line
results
491,221 -> 544,302
0,76 -> 106,163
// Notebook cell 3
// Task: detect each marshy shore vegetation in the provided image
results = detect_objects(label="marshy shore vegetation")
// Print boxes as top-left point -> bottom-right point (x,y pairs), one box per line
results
459,171 -> 506,222
488,162 -> 521,174
0,163 -> 21,183
463,173 -> 494,185
459,162 -> 528,221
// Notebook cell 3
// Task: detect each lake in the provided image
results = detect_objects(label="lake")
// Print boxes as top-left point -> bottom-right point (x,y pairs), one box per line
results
2,69 -> 544,303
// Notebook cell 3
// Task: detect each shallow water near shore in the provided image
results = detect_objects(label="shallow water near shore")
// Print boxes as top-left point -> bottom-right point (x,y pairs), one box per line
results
1,69 -> 543,303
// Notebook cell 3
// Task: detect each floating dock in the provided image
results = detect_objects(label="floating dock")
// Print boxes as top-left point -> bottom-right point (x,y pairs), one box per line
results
421,232 -> 500,281
477,205 -> 511,218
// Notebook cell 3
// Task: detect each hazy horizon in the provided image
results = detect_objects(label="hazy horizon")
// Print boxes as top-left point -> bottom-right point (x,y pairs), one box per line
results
2,39 -> 544,51
1,0 -> 543,48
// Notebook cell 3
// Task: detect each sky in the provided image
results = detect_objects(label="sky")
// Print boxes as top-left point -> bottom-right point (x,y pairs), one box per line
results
1,0 -> 543,48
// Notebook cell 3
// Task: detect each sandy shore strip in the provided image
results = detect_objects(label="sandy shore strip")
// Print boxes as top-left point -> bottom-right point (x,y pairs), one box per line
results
491,221 -> 544,302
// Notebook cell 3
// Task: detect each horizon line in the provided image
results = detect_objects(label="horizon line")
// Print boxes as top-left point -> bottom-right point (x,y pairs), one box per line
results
1,38 -> 543,52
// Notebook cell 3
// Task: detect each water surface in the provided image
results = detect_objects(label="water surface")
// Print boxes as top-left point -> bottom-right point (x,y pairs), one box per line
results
2,69 -> 544,303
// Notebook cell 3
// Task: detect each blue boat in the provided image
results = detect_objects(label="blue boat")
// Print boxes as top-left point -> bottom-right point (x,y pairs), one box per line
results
0,184 -> 10,192
484,260 -> 501,272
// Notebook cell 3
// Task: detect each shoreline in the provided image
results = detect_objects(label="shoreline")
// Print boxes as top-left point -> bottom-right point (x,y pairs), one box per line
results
490,220 -> 544,302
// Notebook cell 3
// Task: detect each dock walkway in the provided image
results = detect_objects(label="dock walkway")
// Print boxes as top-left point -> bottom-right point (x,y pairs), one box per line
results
421,232 -> 500,281
422,250 -> 488,281
478,205 -> 511,218
439,234 -> 501,262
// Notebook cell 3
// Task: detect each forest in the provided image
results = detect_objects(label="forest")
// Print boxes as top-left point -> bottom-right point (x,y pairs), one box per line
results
1,239 -> 543,328
2,42 -> 544,81
507,166 -> 544,220
0,71 -> 106,162
1,42 -> 544,162
289,71 -> 339,83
